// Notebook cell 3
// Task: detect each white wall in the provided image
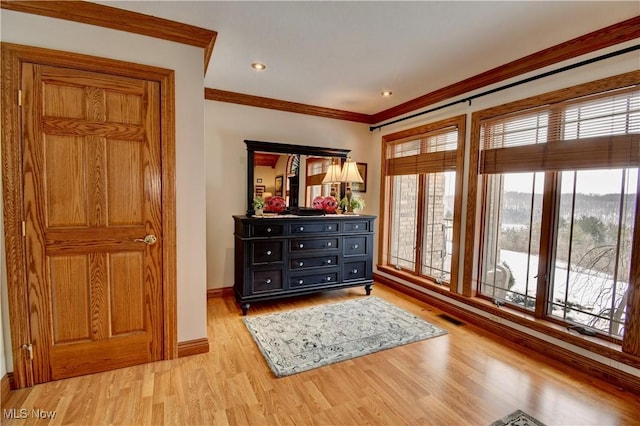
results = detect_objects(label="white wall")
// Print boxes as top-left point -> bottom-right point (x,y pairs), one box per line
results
372,41 -> 640,376
204,102 -> 374,289
0,9 -> 209,375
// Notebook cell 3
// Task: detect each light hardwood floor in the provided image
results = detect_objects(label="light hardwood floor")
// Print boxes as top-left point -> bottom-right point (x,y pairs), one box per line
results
2,284 -> 640,425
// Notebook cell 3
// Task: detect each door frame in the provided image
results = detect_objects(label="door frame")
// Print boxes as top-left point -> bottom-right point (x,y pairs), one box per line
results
1,42 -> 178,389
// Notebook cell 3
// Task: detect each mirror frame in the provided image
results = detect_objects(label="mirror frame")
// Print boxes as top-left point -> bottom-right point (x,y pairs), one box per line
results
245,140 -> 350,215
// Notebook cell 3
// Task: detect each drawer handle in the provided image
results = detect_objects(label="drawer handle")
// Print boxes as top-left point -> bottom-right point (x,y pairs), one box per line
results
266,250 -> 272,256
298,261 -> 304,267
354,225 -> 359,229
351,269 -> 359,274
298,226 -> 304,232
266,278 -> 272,284
326,276 -> 332,282
326,226 -> 332,230
353,244 -> 359,249
326,242 -> 332,247
326,259 -> 332,264
267,227 -> 272,233
298,243 -> 304,249
298,279 -> 304,285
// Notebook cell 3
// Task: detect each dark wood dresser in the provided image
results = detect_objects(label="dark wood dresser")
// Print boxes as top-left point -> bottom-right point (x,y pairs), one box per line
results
233,214 -> 375,315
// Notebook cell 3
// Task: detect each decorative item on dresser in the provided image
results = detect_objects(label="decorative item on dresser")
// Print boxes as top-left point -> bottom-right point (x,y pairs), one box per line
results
233,215 -> 375,315
253,197 -> 265,216
338,156 -> 365,214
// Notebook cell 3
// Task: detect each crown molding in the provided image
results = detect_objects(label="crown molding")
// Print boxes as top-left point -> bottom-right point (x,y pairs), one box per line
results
371,16 -> 640,124
0,0 -> 217,74
206,17 -> 640,125
5,1 -> 636,126
205,88 -> 373,124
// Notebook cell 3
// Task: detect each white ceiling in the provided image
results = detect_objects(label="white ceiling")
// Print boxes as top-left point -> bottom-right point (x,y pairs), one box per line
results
100,1 -> 639,115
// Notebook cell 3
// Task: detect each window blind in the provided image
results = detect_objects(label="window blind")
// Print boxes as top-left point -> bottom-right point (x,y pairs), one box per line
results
479,86 -> 640,173
385,126 -> 459,176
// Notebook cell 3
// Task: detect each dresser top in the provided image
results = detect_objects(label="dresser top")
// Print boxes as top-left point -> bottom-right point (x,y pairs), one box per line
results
234,214 -> 376,221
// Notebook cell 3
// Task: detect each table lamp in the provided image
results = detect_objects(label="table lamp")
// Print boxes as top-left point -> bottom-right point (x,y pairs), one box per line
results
339,157 -> 364,214
322,160 -> 343,197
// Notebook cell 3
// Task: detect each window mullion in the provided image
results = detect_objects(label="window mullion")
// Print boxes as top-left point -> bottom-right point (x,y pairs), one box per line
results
536,171 -> 556,318
415,173 -> 427,276
621,171 -> 640,356
563,173 -> 579,320
608,169 -> 628,335
536,108 -> 564,318
524,173 -> 537,305
492,177 -> 502,298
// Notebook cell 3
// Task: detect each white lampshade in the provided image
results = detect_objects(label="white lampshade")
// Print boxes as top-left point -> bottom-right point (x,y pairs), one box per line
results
339,158 -> 364,183
322,163 -> 343,184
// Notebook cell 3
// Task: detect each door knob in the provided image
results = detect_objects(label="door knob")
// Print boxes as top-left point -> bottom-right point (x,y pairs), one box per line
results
134,234 -> 157,245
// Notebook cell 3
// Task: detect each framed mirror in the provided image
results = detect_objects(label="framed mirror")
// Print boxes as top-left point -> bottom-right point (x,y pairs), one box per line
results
245,140 -> 350,215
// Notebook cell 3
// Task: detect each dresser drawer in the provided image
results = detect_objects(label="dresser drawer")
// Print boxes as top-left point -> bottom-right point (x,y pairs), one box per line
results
290,271 -> 339,288
344,236 -> 367,256
251,240 -> 284,264
290,255 -> 339,270
251,223 -> 284,237
291,238 -> 339,252
342,221 -> 369,233
343,260 -> 367,281
290,222 -> 339,234
252,269 -> 284,292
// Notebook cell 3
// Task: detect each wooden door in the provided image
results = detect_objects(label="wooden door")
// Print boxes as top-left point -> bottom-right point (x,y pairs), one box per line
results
21,63 -> 164,382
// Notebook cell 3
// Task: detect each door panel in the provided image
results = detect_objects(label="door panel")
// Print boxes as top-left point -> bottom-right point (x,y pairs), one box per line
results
50,255 -> 91,343
42,83 -> 85,118
105,91 -> 143,124
22,63 -> 163,382
110,252 -> 145,335
107,139 -> 143,225
44,135 -> 87,227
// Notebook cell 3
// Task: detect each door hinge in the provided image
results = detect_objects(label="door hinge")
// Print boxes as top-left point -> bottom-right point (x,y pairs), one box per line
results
22,343 -> 33,360
18,90 -> 22,107
22,221 -> 26,237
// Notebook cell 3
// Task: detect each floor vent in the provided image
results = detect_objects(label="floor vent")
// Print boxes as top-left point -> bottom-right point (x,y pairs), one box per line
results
438,313 -> 464,326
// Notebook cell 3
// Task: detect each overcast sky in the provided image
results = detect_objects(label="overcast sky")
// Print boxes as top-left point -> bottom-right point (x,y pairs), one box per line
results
502,169 -> 638,195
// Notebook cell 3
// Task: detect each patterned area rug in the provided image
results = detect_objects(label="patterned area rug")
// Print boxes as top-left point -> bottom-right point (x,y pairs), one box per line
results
242,296 -> 448,377
490,410 -> 547,426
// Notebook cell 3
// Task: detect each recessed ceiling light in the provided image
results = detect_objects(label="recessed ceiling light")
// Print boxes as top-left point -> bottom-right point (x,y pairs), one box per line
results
251,62 -> 266,71
381,90 -> 393,97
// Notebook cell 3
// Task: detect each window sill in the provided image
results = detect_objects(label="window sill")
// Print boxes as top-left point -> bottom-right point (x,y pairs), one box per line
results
375,265 -> 640,371
468,295 -> 625,352
376,265 -> 452,292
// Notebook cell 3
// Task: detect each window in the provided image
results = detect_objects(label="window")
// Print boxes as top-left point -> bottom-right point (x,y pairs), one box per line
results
380,115 -> 466,289
470,74 -> 639,341
548,168 -> 637,337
